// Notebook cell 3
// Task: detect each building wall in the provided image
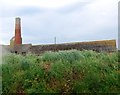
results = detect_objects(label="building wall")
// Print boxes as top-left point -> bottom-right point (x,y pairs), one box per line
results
28,40 -> 116,55
5,39 -> 116,55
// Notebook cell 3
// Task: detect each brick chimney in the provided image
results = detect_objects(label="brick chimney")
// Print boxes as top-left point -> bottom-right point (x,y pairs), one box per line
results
14,17 -> 22,45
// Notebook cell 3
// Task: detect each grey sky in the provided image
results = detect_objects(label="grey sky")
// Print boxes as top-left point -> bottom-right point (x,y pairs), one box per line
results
0,0 -> 118,45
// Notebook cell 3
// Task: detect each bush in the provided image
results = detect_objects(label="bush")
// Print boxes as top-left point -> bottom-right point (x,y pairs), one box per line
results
1,50 -> 120,94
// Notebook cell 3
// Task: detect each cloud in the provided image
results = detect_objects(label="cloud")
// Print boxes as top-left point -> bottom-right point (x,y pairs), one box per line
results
16,7 -> 47,16
0,0 -> 118,46
0,0 -> 92,9
54,2 -> 92,14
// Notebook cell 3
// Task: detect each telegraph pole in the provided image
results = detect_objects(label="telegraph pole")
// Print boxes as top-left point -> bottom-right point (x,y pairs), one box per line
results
54,37 -> 56,51
54,37 -> 56,45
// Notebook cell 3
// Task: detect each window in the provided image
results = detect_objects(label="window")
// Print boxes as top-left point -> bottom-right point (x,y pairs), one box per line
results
15,51 -> 17,54
22,52 -> 26,55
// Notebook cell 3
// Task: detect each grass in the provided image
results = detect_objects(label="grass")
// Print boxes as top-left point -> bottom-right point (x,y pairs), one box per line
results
1,50 -> 120,94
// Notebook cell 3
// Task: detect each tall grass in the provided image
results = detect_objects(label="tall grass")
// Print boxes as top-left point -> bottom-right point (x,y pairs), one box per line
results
1,50 -> 120,94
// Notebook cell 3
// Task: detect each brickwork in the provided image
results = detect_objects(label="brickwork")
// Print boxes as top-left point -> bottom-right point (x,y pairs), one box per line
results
14,17 -> 22,45
2,40 -> 117,55
28,40 -> 116,55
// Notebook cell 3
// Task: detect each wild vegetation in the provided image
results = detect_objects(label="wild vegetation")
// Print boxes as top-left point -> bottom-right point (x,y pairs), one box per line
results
1,50 -> 120,94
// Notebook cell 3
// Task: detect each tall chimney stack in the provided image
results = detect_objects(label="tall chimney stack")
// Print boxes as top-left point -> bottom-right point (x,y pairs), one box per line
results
14,17 -> 22,45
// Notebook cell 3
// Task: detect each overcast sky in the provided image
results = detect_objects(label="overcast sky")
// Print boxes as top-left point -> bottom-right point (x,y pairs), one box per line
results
0,0 -> 118,45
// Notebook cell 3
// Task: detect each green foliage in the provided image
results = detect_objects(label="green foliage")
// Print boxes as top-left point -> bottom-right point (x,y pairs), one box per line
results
1,50 -> 120,94
42,50 -> 84,63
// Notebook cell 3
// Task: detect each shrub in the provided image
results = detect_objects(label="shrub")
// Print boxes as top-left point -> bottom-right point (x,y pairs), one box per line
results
1,50 -> 120,93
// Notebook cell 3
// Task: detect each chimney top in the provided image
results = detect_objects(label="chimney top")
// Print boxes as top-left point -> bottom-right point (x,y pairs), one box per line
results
15,17 -> 21,24
16,17 -> 20,19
